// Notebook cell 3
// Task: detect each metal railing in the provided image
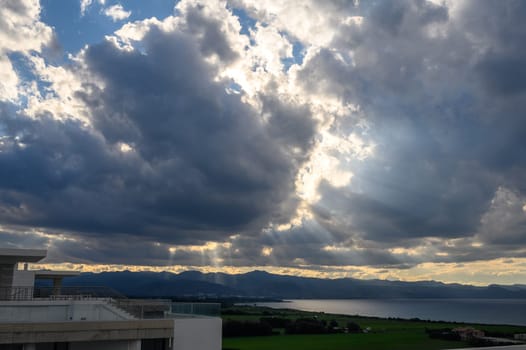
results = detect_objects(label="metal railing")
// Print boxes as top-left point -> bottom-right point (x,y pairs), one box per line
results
0,286 -> 125,300
107,300 -> 221,318
0,287 -> 34,301
34,286 -> 126,299
110,299 -> 172,319
1,287 -> 221,318
171,302 -> 221,316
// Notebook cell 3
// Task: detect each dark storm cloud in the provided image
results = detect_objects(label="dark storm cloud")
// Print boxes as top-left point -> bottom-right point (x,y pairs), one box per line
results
80,27 -> 305,235
0,111 -> 147,234
367,0 -> 448,34
183,4 -> 239,63
477,55 -> 526,96
0,13 -> 317,262
0,228 -> 49,249
2,0 -> 526,269
259,95 -> 316,157
288,0 -> 526,265
48,235 -> 177,265
215,221 -> 419,268
463,0 -> 526,96
315,120 -> 497,243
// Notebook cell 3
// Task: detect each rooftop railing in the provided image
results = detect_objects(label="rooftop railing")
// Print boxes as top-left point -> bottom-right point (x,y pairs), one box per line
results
109,298 -> 172,319
0,286 -> 125,300
1,287 -> 221,318
108,300 -> 221,318
0,287 -> 34,301
171,302 -> 221,317
35,286 -> 126,299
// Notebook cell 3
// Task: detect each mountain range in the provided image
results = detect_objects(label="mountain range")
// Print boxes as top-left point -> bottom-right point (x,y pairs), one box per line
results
54,270 -> 526,299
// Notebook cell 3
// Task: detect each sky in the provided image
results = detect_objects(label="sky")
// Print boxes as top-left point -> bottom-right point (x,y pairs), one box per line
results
1,0 -> 526,286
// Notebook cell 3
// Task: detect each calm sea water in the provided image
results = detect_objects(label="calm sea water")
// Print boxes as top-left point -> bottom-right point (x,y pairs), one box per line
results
247,299 -> 526,326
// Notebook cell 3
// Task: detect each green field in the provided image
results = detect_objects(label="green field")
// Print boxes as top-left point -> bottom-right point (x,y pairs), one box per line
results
223,332 -> 466,350
222,305 -> 526,350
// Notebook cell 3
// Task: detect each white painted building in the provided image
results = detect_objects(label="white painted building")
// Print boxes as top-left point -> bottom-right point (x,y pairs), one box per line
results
0,248 -> 222,350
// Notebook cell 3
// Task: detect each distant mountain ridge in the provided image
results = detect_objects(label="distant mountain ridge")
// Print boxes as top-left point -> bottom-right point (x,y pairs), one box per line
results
58,270 -> 526,299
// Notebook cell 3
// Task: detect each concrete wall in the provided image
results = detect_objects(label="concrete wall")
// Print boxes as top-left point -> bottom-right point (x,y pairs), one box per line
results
68,301 -> 130,321
0,319 -> 175,345
70,340 -> 141,350
0,264 -> 15,289
0,300 -> 130,322
0,303 -> 68,322
173,317 -> 221,350
12,270 -> 36,288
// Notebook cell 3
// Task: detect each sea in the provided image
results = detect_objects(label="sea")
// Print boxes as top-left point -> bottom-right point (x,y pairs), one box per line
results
245,299 -> 526,326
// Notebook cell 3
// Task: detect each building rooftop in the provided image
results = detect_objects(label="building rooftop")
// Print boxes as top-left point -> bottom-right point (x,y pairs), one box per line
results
0,248 -> 47,264
34,270 -> 80,279
0,247 -> 223,349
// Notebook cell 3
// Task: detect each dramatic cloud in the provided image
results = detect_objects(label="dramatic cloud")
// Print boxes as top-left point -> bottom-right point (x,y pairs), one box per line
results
0,0 -> 525,284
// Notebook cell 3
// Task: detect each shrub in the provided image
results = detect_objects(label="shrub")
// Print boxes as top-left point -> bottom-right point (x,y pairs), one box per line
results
285,318 -> 328,335
260,317 -> 292,328
223,320 -> 273,337
425,328 -> 460,341
346,321 -> 362,333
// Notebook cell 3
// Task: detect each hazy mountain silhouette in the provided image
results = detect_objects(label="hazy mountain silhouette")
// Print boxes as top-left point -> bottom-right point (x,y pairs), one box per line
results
60,270 -> 526,299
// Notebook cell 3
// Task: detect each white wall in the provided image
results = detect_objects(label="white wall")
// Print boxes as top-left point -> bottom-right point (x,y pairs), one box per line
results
0,264 -> 15,289
69,301 -> 129,321
12,270 -> 35,288
0,300 -> 130,322
173,317 -> 222,350
0,304 -> 68,321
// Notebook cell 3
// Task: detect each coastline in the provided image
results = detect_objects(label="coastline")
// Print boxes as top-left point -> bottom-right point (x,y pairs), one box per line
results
238,298 -> 526,326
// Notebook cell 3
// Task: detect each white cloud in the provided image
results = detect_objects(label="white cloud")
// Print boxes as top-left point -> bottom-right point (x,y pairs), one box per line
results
21,54 -> 94,123
80,0 -> 92,16
478,187 -> 526,244
103,4 -> 131,22
0,55 -> 19,102
80,0 -> 106,16
0,0 -> 53,53
115,17 -> 166,43
0,0 -> 54,103
230,0 -> 353,48
3,0 -> 526,281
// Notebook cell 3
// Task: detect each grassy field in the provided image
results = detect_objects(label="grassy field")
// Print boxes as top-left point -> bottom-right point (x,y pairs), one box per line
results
223,332 -> 466,350
222,305 -> 526,350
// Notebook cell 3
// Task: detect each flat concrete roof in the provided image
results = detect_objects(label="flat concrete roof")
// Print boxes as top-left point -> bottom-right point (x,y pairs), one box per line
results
0,319 -> 175,344
0,248 -> 47,264
34,270 -> 80,279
